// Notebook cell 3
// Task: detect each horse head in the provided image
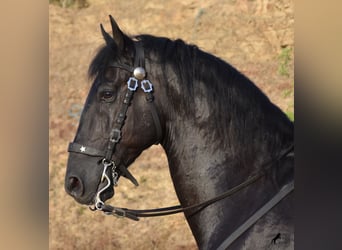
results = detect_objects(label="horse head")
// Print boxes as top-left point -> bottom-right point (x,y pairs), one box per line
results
65,16 -> 163,207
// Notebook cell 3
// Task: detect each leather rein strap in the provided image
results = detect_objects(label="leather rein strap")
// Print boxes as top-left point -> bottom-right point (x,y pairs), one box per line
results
100,145 -> 294,221
217,180 -> 294,250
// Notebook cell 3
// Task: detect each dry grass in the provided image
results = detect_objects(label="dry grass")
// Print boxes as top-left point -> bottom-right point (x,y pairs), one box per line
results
49,0 -> 293,249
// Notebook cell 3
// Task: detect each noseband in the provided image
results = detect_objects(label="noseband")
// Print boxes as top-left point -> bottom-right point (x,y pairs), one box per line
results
68,40 -> 162,210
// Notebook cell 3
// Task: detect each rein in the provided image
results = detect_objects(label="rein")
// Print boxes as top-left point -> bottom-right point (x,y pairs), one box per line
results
98,144 -> 294,221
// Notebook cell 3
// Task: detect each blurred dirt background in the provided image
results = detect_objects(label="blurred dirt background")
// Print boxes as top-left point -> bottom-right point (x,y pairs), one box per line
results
49,0 -> 293,249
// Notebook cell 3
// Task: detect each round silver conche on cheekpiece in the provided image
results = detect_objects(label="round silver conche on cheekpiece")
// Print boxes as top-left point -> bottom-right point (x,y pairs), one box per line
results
133,67 -> 146,80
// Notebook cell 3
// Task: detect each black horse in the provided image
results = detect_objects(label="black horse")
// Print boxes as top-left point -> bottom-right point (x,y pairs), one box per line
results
65,16 -> 294,250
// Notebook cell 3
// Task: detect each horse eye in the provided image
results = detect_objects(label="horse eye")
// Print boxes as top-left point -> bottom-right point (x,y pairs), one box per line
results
100,90 -> 114,101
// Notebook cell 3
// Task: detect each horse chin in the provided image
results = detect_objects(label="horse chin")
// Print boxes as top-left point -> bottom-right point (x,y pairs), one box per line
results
72,193 -> 97,206
72,182 -> 115,206
99,187 -> 114,202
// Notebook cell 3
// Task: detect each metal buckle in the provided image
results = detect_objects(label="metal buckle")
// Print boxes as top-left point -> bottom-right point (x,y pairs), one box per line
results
141,79 -> 153,93
113,208 -> 126,218
127,77 -> 139,91
112,162 -> 119,186
110,129 -> 121,143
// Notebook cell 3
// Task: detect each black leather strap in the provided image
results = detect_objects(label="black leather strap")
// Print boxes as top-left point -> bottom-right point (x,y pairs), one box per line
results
104,89 -> 135,160
134,41 -> 145,68
68,142 -> 105,157
145,92 -> 162,144
216,181 -> 294,250
97,144 -> 294,220
109,41 -> 144,73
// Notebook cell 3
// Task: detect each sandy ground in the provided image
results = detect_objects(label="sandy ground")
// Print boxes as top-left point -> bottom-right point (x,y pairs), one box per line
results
49,0 -> 293,249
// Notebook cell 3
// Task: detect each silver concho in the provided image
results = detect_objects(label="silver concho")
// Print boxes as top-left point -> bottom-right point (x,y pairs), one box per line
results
133,67 -> 146,80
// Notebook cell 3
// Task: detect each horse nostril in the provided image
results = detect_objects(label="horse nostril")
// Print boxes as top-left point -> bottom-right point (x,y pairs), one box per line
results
69,176 -> 80,189
66,176 -> 84,198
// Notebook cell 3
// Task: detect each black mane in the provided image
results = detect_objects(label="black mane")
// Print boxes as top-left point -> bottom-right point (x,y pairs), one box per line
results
88,34 -> 293,159
140,35 -> 293,157
88,43 -> 119,80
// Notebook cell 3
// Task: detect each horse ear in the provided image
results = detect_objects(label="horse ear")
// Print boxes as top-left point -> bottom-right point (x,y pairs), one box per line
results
109,15 -> 124,52
100,23 -> 115,47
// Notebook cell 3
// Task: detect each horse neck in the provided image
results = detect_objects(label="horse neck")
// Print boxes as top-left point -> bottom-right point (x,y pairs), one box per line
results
155,75 -> 291,202
153,69 -> 293,249
160,114 -> 293,249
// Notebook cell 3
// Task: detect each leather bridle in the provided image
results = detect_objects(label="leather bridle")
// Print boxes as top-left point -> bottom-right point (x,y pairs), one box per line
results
68,40 -> 162,210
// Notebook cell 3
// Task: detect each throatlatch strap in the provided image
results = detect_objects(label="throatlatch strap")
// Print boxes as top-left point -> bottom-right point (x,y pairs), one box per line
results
145,92 -> 162,144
